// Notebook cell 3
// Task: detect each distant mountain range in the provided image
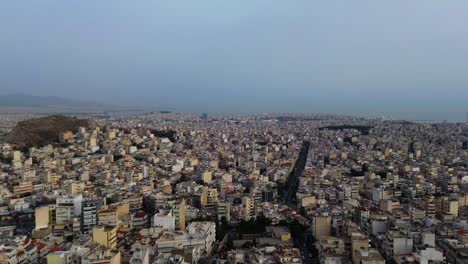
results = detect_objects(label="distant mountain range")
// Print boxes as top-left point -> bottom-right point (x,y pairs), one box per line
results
0,94 -> 95,107
0,94 -> 142,113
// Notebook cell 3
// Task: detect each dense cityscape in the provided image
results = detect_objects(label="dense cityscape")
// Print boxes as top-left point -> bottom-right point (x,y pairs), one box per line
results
0,112 -> 467,264
2,0 -> 468,263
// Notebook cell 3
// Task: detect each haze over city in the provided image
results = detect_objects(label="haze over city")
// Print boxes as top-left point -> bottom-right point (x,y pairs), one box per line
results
1,1 -> 467,121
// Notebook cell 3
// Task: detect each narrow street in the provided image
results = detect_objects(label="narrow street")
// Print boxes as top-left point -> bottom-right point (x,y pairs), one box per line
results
282,141 -> 317,263
283,141 -> 310,207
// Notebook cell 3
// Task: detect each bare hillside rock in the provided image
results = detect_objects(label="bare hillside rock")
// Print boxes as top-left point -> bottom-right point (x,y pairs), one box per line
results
6,115 -> 97,148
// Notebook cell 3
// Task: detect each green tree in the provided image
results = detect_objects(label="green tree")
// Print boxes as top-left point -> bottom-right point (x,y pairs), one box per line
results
216,217 -> 229,241
226,236 -> 234,249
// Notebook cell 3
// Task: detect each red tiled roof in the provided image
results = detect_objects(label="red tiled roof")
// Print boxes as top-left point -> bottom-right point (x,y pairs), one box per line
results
99,209 -> 116,214
134,211 -> 146,218
117,230 -> 128,235
36,243 -> 47,251
48,247 -> 65,253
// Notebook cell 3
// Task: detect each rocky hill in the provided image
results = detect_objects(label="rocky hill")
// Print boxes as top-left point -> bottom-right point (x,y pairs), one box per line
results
6,115 -> 97,148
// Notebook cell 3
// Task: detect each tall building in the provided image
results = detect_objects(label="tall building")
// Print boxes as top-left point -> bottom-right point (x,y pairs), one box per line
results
262,189 -> 277,202
56,195 -> 83,217
217,202 -> 231,222
200,187 -> 218,208
55,195 -> 83,224
312,214 -> 332,240
317,237 -> 346,263
93,225 -> 117,250
12,151 -> 21,162
142,165 -> 149,178
35,206 -> 52,230
98,208 -> 119,226
442,198 -> 459,217
56,206 -> 73,224
202,171 -> 212,183
242,197 -> 255,220
12,182 -> 34,197
187,221 -> 216,253
11,151 -> 22,169
48,205 -> 57,225
68,182 -> 85,195
426,196 -> 437,217
156,221 -> 216,257
81,199 -> 99,234
172,199 -> 186,230
152,210 -> 176,230
382,231 -> 413,258
132,211 -> 148,229
351,232 -> 369,262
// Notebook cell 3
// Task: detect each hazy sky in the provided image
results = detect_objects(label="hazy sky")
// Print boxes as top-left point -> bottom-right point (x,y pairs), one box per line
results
1,1 -> 467,121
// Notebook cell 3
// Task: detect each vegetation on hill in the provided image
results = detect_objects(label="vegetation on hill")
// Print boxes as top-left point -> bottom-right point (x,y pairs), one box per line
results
151,129 -> 177,142
6,115 -> 97,149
